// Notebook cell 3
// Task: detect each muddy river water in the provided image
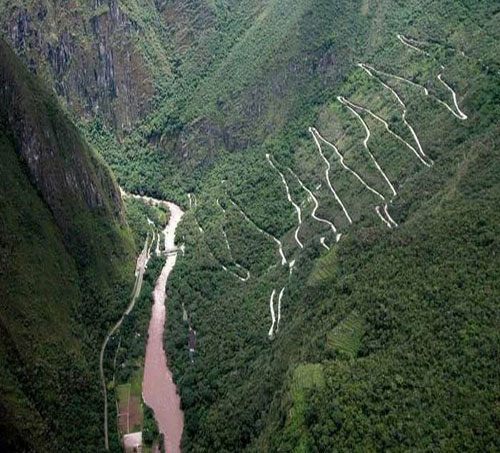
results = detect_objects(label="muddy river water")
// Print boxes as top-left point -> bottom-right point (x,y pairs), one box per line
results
142,201 -> 184,453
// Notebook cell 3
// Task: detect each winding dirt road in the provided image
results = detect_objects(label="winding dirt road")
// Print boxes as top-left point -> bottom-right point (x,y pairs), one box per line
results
309,128 -> 353,224
357,63 -> 433,166
397,34 -> 468,120
288,168 -> 341,244
310,127 -> 386,201
336,98 -> 401,229
266,154 -> 304,248
229,198 -> 287,265
375,205 -> 393,229
384,204 -> 398,227
437,73 -> 468,120
337,96 -> 398,196
338,96 -> 397,198
397,33 -> 430,56
268,289 -> 277,338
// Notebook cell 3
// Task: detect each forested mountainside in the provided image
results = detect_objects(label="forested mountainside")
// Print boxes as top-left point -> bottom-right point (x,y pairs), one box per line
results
1,0 -> 499,452
0,39 -> 137,451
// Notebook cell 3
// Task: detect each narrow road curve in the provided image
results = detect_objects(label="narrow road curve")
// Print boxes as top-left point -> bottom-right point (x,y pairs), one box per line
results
339,93 -> 432,168
375,206 -> 393,229
336,96 -> 404,230
268,289 -> 276,338
384,204 -> 398,227
216,199 -> 251,281
397,34 -> 468,120
234,262 -> 251,281
360,62 -> 429,95
437,74 -> 468,120
266,154 -> 304,248
357,63 -> 433,165
276,286 -> 285,332
229,198 -> 287,266
288,167 -> 341,244
308,129 -> 353,224
375,203 -> 398,229
101,233 -> 151,451
310,126 -> 385,201
320,237 -> 330,250
397,33 -> 431,56
143,201 -> 185,453
338,96 -> 398,198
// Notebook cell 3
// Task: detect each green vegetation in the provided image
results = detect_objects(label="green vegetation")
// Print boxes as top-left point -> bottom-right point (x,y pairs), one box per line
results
107,201 -> 167,449
1,0 -> 499,452
159,2 -> 500,452
327,311 -> 364,359
0,39 -> 136,452
282,364 -> 325,453
260,139 -> 500,451
124,196 -> 168,252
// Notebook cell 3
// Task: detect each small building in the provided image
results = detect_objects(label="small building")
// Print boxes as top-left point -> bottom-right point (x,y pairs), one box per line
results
123,432 -> 142,453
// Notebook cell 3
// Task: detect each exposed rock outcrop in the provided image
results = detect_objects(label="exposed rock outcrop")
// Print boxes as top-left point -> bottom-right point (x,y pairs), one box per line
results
0,38 -> 126,236
2,1 -> 155,135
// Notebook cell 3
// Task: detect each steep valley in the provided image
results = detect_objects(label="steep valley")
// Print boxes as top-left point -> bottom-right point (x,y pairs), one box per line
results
0,38 -> 136,451
1,1 -> 499,452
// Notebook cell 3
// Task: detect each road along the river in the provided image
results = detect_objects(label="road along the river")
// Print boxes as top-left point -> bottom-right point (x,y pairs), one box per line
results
100,233 -> 151,451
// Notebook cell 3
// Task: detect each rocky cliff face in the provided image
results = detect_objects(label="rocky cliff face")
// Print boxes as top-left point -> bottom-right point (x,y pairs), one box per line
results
2,0 -> 155,134
0,38 -> 126,234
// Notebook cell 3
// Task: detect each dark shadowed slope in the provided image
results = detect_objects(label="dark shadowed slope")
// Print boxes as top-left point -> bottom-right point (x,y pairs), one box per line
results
0,39 -> 135,452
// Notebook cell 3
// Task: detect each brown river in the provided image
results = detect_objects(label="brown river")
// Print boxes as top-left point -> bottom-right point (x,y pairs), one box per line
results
142,201 -> 184,453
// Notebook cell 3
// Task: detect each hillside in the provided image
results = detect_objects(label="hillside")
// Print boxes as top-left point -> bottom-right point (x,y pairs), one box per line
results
0,0 -> 499,452
0,39 -> 136,452
164,2 -> 499,452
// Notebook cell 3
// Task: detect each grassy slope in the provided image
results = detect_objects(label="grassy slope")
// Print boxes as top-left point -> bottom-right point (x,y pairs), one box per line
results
261,128 -> 500,452
160,1 -> 499,452
0,40 -> 136,452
